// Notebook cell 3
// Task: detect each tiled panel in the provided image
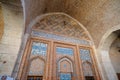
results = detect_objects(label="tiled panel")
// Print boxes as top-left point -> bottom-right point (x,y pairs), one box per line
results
60,73 -> 71,80
56,47 -> 73,56
32,31 -> 90,46
79,49 -> 92,62
31,42 -> 47,56
79,49 -> 94,77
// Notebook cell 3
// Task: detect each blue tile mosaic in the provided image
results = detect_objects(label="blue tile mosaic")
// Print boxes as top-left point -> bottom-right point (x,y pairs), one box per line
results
56,47 -> 73,56
31,42 -> 47,56
60,73 -> 71,80
79,49 -> 92,62
31,31 -> 90,46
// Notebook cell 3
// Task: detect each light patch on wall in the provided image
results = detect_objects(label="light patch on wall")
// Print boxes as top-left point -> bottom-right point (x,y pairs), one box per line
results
0,4 -> 4,40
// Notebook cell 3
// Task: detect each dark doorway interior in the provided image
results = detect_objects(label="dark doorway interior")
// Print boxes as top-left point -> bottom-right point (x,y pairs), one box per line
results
85,76 -> 95,80
117,73 -> 120,80
27,76 -> 43,80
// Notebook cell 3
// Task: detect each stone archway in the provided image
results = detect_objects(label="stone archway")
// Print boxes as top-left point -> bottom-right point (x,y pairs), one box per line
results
97,24 -> 120,80
109,35 -> 120,80
28,57 -> 45,75
13,12 -> 101,80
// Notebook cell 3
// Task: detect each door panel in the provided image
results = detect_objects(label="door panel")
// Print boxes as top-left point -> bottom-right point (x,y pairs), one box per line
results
27,76 -> 43,80
85,76 -> 95,80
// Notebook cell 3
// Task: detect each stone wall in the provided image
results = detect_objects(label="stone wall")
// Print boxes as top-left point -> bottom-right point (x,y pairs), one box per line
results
23,0 -> 46,27
0,4 -> 23,76
110,38 -> 120,73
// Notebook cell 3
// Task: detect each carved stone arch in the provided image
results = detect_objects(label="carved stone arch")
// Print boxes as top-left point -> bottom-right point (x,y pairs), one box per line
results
82,60 -> 92,64
27,12 -> 93,42
30,56 -> 46,62
28,56 -> 45,75
97,24 -> 120,80
14,13 -> 98,80
57,56 -> 73,63
57,57 -> 73,72
98,24 -> 120,50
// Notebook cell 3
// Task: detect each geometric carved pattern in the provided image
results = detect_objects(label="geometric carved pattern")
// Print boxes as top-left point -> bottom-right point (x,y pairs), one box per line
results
32,14 -> 90,40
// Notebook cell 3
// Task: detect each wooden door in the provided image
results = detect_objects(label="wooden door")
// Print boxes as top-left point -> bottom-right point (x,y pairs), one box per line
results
27,76 -> 43,80
85,76 -> 95,80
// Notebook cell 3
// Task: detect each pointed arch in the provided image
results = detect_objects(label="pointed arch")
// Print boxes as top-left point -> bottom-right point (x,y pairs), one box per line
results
28,56 -> 45,75
30,56 -> 46,63
26,13 -> 93,44
97,24 -> 120,80
57,57 -> 73,72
